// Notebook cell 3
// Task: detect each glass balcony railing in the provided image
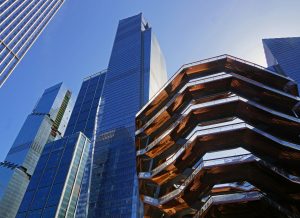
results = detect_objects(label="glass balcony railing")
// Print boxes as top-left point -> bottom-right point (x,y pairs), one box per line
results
139,119 -> 248,178
137,92 -> 300,156
143,153 -> 256,206
137,54 -> 298,119
142,151 -> 300,206
195,191 -> 263,217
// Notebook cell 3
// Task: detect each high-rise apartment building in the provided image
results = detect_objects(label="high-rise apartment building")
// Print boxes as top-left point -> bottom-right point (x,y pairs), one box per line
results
263,37 -> 300,85
0,0 -> 65,87
0,82 -> 72,218
136,55 -> 300,217
87,14 -> 167,217
17,132 -> 90,218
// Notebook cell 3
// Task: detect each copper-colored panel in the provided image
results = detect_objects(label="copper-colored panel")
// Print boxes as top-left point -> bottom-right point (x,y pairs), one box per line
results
136,56 -> 300,217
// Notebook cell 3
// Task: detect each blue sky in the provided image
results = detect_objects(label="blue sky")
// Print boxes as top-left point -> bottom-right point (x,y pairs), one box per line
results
0,0 -> 300,160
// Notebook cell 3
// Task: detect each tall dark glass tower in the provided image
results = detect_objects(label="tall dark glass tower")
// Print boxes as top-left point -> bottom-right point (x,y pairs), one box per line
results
64,70 -> 107,139
263,37 -> 300,86
0,0 -> 65,87
0,82 -> 72,218
87,14 -> 167,217
17,132 -> 91,218
66,70 -> 107,217
16,71 -> 107,218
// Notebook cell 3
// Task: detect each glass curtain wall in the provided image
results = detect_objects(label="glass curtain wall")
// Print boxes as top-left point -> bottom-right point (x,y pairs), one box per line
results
0,0 -> 65,86
87,13 -> 167,218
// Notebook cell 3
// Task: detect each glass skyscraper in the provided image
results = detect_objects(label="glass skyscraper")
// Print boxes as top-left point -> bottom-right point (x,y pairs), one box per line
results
16,70 -> 107,218
65,70 -> 107,217
0,83 -> 72,218
0,0 -> 65,87
263,37 -> 300,86
17,132 -> 90,218
87,13 -> 167,217
64,70 -> 107,139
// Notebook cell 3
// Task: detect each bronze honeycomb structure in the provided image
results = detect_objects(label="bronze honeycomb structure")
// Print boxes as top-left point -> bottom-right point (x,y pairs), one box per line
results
135,55 -> 300,218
